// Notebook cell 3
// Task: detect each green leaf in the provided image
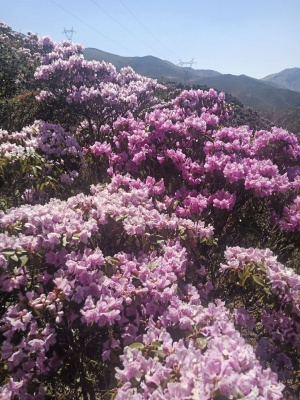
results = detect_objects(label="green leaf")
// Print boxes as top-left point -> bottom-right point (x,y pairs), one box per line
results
105,263 -> 114,277
178,226 -> 185,234
252,275 -> 265,286
47,175 -> 58,183
16,250 -> 27,255
196,338 -> 207,350
115,214 -> 128,221
109,257 -> 120,264
1,248 -> 16,256
152,350 -> 167,359
172,200 -> 179,210
248,263 -> 256,273
129,342 -> 145,350
11,254 -> 18,262
72,233 -> 80,240
20,255 -> 28,267
148,262 -> 156,271
151,340 -> 161,348
62,236 -> 68,247
241,271 -> 251,287
150,235 -> 164,244
263,287 -> 271,295
258,263 -> 267,273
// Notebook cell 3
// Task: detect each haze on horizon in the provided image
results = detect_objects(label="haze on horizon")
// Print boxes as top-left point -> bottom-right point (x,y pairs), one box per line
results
2,0 -> 300,79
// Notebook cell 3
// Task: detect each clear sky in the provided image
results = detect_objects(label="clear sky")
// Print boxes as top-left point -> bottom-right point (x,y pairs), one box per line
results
1,0 -> 300,79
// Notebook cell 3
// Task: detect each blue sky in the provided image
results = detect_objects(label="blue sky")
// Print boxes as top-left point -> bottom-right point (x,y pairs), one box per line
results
1,0 -> 300,78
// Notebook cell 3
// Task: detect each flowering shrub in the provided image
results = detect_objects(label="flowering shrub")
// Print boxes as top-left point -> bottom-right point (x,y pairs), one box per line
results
0,176 -> 286,399
1,23 -> 300,399
0,121 -> 82,208
34,40 -> 166,144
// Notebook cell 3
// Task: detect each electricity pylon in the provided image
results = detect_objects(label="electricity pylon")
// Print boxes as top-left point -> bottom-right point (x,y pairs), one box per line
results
178,58 -> 196,85
62,27 -> 76,41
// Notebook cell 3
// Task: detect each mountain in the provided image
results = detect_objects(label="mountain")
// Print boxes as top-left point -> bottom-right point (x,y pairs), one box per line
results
83,48 -> 300,112
262,68 -> 300,93
83,48 -> 221,82
195,74 -> 300,112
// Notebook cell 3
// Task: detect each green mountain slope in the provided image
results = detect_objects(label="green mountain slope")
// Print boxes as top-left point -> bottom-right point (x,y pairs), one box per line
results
83,48 -> 221,82
195,74 -> 300,112
262,68 -> 300,92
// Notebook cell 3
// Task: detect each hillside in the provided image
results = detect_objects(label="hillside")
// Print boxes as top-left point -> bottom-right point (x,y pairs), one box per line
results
84,48 -> 300,112
261,107 -> 300,137
195,74 -> 300,112
84,48 -> 221,82
262,68 -> 300,92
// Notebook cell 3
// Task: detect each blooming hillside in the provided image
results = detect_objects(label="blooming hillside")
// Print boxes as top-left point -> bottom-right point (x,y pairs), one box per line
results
0,22 -> 300,399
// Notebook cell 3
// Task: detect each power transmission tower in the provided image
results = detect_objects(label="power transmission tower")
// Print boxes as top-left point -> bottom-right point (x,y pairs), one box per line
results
62,27 -> 76,41
178,58 -> 196,86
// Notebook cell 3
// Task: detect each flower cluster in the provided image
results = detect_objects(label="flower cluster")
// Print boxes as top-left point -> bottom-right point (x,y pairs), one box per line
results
34,40 -> 165,142
0,121 -> 81,158
220,246 -> 300,310
278,195 -> 300,231
0,120 -> 82,206
115,303 -> 284,399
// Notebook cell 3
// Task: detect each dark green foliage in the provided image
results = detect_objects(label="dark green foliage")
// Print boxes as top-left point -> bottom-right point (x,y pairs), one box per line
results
261,107 -> 300,138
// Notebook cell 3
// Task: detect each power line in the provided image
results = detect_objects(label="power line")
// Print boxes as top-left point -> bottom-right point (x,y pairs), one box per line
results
49,0 -> 133,53
90,0 -> 163,57
118,0 -> 180,60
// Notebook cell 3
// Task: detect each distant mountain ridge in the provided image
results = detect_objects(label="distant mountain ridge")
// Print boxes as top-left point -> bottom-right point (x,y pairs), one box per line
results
262,68 -> 300,93
84,48 -> 221,81
194,74 -> 300,112
84,48 -> 300,112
